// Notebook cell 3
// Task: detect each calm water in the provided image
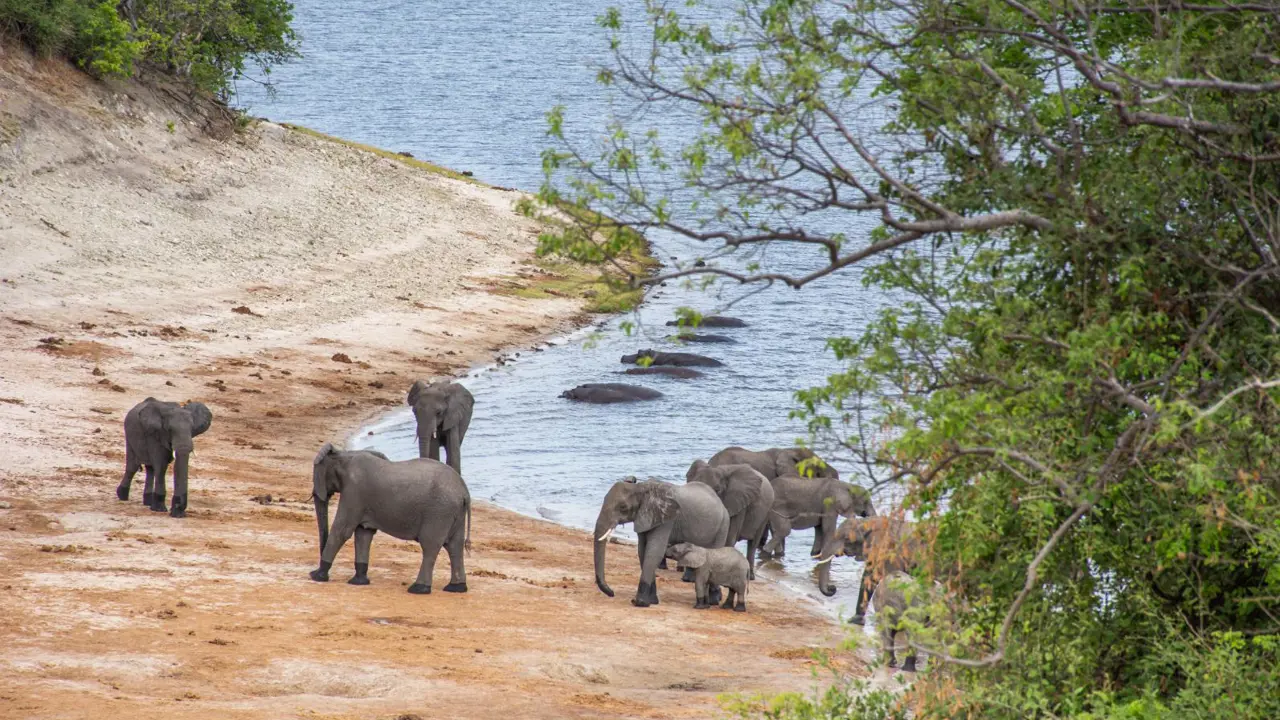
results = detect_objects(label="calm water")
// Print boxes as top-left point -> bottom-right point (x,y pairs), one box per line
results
237,0 -> 894,616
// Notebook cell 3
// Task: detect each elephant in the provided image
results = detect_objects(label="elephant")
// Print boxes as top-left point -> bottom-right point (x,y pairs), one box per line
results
622,366 -> 704,379
620,350 -> 723,367
309,442 -> 471,594
665,315 -> 748,328
871,571 -> 931,672
560,383 -> 663,403
672,333 -> 737,344
407,379 -> 473,475
665,542 -> 750,612
816,516 -> 920,624
115,397 -> 213,517
765,476 -> 877,596
594,478 -> 729,607
685,459 -> 775,578
708,445 -> 840,481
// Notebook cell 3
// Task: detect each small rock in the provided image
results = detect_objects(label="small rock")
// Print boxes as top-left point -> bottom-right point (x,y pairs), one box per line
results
165,380 -> 175,386
91,367 -> 105,376
0,501 -> 12,509
331,353 -> 352,364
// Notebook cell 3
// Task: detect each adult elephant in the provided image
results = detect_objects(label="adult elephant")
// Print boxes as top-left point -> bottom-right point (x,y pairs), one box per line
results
708,445 -> 840,480
685,460 -> 775,578
766,476 -> 877,597
594,478 -> 729,607
816,516 -> 919,624
309,443 -> 471,594
115,397 -> 213,517
407,379 -> 473,475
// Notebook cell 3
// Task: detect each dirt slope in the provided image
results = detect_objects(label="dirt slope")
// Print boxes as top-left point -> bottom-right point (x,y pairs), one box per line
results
0,47 -> 851,719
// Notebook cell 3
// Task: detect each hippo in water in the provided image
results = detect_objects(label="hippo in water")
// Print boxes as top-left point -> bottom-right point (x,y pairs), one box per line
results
665,315 -> 748,328
621,350 -> 723,368
622,367 -> 705,379
560,383 -> 664,404
672,332 -> 737,344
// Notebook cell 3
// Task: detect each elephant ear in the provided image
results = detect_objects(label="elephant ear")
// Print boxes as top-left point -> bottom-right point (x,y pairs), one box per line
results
634,482 -> 679,533
139,401 -> 165,437
680,545 -> 709,569
406,379 -> 431,407
184,402 -> 213,437
313,442 -> 337,465
443,383 -> 473,430
721,473 -> 762,515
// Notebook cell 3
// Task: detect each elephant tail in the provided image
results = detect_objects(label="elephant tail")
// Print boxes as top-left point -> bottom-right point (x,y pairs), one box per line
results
464,496 -> 472,554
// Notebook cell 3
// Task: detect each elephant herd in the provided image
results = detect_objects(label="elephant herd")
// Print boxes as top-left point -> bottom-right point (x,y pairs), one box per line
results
114,375 -> 919,666
592,445 -> 881,616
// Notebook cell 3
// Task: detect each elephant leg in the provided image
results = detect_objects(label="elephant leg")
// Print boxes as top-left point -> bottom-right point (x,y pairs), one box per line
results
707,582 -> 722,606
141,465 -> 156,507
312,508 -> 358,582
349,526 -> 375,585
443,515 -> 468,593
681,567 -> 695,583
444,432 -> 463,477
745,525 -> 763,580
170,466 -> 189,519
149,460 -> 170,512
735,584 -> 748,612
117,454 -> 140,501
757,523 -> 773,560
409,534 -> 445,595
849,572 -> 871,625
720,587 -> 735,609
810,521 -> 825,558
633,526 -> 670,607
693,567 -> 711,609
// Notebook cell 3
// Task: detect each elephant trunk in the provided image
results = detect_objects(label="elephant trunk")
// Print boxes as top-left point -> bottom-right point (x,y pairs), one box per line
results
173,450 -> 189,493
313,497 -> 330,562
593,510 -> 616,598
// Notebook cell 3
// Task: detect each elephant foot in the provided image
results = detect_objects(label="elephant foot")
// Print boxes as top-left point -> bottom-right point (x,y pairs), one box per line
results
706,585 -> 723,606
902,657 -> 918,673
658,558 -> 669,570
443,582 -> 468,593
632,580 -> 657,606
116,485 -> 129,501
720,597 -> 734,610
848,614 -> 866,626
693,601 -> 710,609
748,568 -> 756,581
169,496 -> 187,518
309,561 -> 332,583
734,602 -> 747,613
631,597 -> 652,608
149,496 -> 167,513
141,492 -> 153,507
348,563 -> 370,585
820,584 -> 837,598
680,568 -> 695,583
407,583 -> 432,595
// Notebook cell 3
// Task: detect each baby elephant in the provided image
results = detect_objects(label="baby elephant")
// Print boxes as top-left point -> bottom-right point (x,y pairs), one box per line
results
666,542 -> 750,612
872,571 -> 938,672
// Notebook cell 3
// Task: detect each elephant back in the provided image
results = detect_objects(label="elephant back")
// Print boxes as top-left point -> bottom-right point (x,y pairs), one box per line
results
671,482 -> 730,547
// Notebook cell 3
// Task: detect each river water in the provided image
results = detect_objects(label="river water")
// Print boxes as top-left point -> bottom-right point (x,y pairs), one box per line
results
236,0 -> 895,617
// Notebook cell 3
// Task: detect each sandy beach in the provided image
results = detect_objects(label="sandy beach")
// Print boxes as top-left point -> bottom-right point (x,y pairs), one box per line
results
0,49 -> 851,719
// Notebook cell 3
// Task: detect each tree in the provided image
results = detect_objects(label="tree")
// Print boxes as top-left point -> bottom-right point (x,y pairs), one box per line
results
534,1 -> 1280,716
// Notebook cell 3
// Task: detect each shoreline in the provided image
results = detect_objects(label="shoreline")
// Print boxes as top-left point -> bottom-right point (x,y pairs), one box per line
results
0,52 -> 853,720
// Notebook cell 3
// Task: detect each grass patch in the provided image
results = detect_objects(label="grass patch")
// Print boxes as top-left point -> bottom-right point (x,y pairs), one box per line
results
274,123 -> 482,184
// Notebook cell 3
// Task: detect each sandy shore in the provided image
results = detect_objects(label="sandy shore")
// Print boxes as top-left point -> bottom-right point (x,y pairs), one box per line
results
0,50 -> 850,719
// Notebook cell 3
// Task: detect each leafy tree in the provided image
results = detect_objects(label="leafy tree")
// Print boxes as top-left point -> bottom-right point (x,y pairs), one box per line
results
1,0 -> 297,98
535,0 -> 1280,716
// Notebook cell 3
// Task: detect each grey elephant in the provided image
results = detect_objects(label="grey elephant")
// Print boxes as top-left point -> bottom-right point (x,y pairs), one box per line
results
665,542 -> 750,612
766,476 -> 876,596
620,350 -> 723,367
685,459 -> 775,578
817,516 -> 919,624
115,397 -> 213,517
407,380 -> 474,474
309,442 -> 471,594
708,445 -> 840,480
871,570 -> 942,672
594,478 -> 729,607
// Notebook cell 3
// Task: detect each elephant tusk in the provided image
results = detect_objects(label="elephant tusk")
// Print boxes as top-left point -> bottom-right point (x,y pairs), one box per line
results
813,556 -> 834,566
597,527 -> 616,542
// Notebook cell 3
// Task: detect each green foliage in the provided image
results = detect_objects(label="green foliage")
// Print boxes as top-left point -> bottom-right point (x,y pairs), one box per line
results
0,0 -> 297,97
538,0 -> 1280,717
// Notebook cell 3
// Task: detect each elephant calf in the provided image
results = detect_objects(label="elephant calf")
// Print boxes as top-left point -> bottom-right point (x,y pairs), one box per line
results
666,543 -> 750,612
116,397 -> 213,517
872,571 -> 941,672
